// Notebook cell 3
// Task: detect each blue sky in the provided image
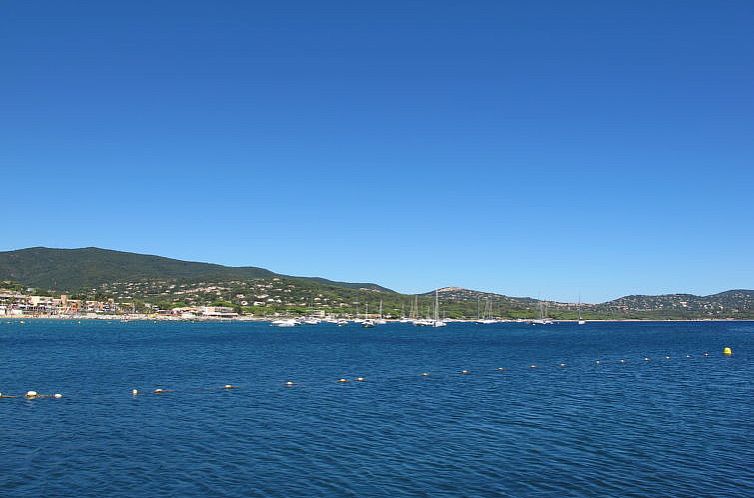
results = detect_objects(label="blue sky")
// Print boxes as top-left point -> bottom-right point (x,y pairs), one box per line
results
2,1 -> 752,302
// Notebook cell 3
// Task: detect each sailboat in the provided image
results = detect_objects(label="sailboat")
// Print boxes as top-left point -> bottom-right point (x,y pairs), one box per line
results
375,299 -> 387,324
577,295 -> 586,325
412,295 -> 433,326
432,289 -> 447,327
477,297 -> 497,324
532,300 -> 553,325
400,296 -> 415,323
362,303 -> 375,328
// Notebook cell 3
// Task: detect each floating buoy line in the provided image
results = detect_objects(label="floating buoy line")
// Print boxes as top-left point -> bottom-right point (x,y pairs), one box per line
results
0,348 -> 738,401
0,390 -> 64,400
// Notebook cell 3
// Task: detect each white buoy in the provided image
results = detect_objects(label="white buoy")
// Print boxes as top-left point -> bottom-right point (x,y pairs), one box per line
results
704,352 -> 709,357
355,377 -> 365,382
460,370 -> 470,375
644,357 -> 650,361
420,372 -> 430,377
665,356 -> 671,360
496,367 -> 506,371
223,384 -> 238,389
686,354 -> 692,358
620,359 -> 626,364
25,390 -> 38,398
284,381 -> 295,387
529,364 -> 537,369
131,389 -> 139,395
559,363 -> 566,368
338,378 -> 349,383
595,360 -> 601,365
154,388 -> 165,394
53,393 -> 63,399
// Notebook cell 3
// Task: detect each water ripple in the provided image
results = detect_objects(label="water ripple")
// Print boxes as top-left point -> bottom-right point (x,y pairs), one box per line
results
1,320 -> 753,496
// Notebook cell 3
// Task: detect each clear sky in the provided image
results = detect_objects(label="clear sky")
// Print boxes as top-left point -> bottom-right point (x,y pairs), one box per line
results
2,1 -> 752,303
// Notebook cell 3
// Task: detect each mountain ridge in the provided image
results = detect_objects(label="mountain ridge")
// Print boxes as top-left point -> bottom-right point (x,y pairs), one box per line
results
0,247 -> 393,293
0,247 -> 751,319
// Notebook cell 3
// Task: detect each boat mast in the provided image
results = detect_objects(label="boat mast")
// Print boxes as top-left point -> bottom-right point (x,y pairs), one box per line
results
434,289 -> 440,322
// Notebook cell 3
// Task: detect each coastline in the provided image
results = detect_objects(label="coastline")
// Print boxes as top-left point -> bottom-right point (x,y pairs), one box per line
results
2,315 -> 751,324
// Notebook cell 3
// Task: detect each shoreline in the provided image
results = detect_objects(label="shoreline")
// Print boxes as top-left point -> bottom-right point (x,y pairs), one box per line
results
2,315 -> 752,324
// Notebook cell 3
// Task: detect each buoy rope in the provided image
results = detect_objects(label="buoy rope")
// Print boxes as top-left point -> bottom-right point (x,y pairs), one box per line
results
0,349 -> 736,400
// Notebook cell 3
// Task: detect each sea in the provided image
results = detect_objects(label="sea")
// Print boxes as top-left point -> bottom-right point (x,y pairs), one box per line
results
1,319 -> 752,497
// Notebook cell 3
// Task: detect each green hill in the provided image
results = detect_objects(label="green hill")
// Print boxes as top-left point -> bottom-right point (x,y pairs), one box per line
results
596,290 -> 754,319
0,247 -> 392,293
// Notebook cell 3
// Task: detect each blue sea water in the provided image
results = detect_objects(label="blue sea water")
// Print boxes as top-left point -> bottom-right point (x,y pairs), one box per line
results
1,319 -> 752,497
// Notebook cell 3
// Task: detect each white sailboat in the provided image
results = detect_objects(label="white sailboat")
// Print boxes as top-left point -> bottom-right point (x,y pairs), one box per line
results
375,299 -> 387,324
577,295 -> 586,325
432,289 -> 447,327
531,300 -> 553,325
362,303 -> 375,328
477,297 -> 497,324
411,295 -> 432,326
400,297 -> 415,323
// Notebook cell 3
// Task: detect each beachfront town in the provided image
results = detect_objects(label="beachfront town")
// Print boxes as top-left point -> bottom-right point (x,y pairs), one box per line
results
0,277 -> 362,320
0,291 -> 241,319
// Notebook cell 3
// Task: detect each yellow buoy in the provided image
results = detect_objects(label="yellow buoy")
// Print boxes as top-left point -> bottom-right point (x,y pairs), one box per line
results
723,347 -> 733,356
